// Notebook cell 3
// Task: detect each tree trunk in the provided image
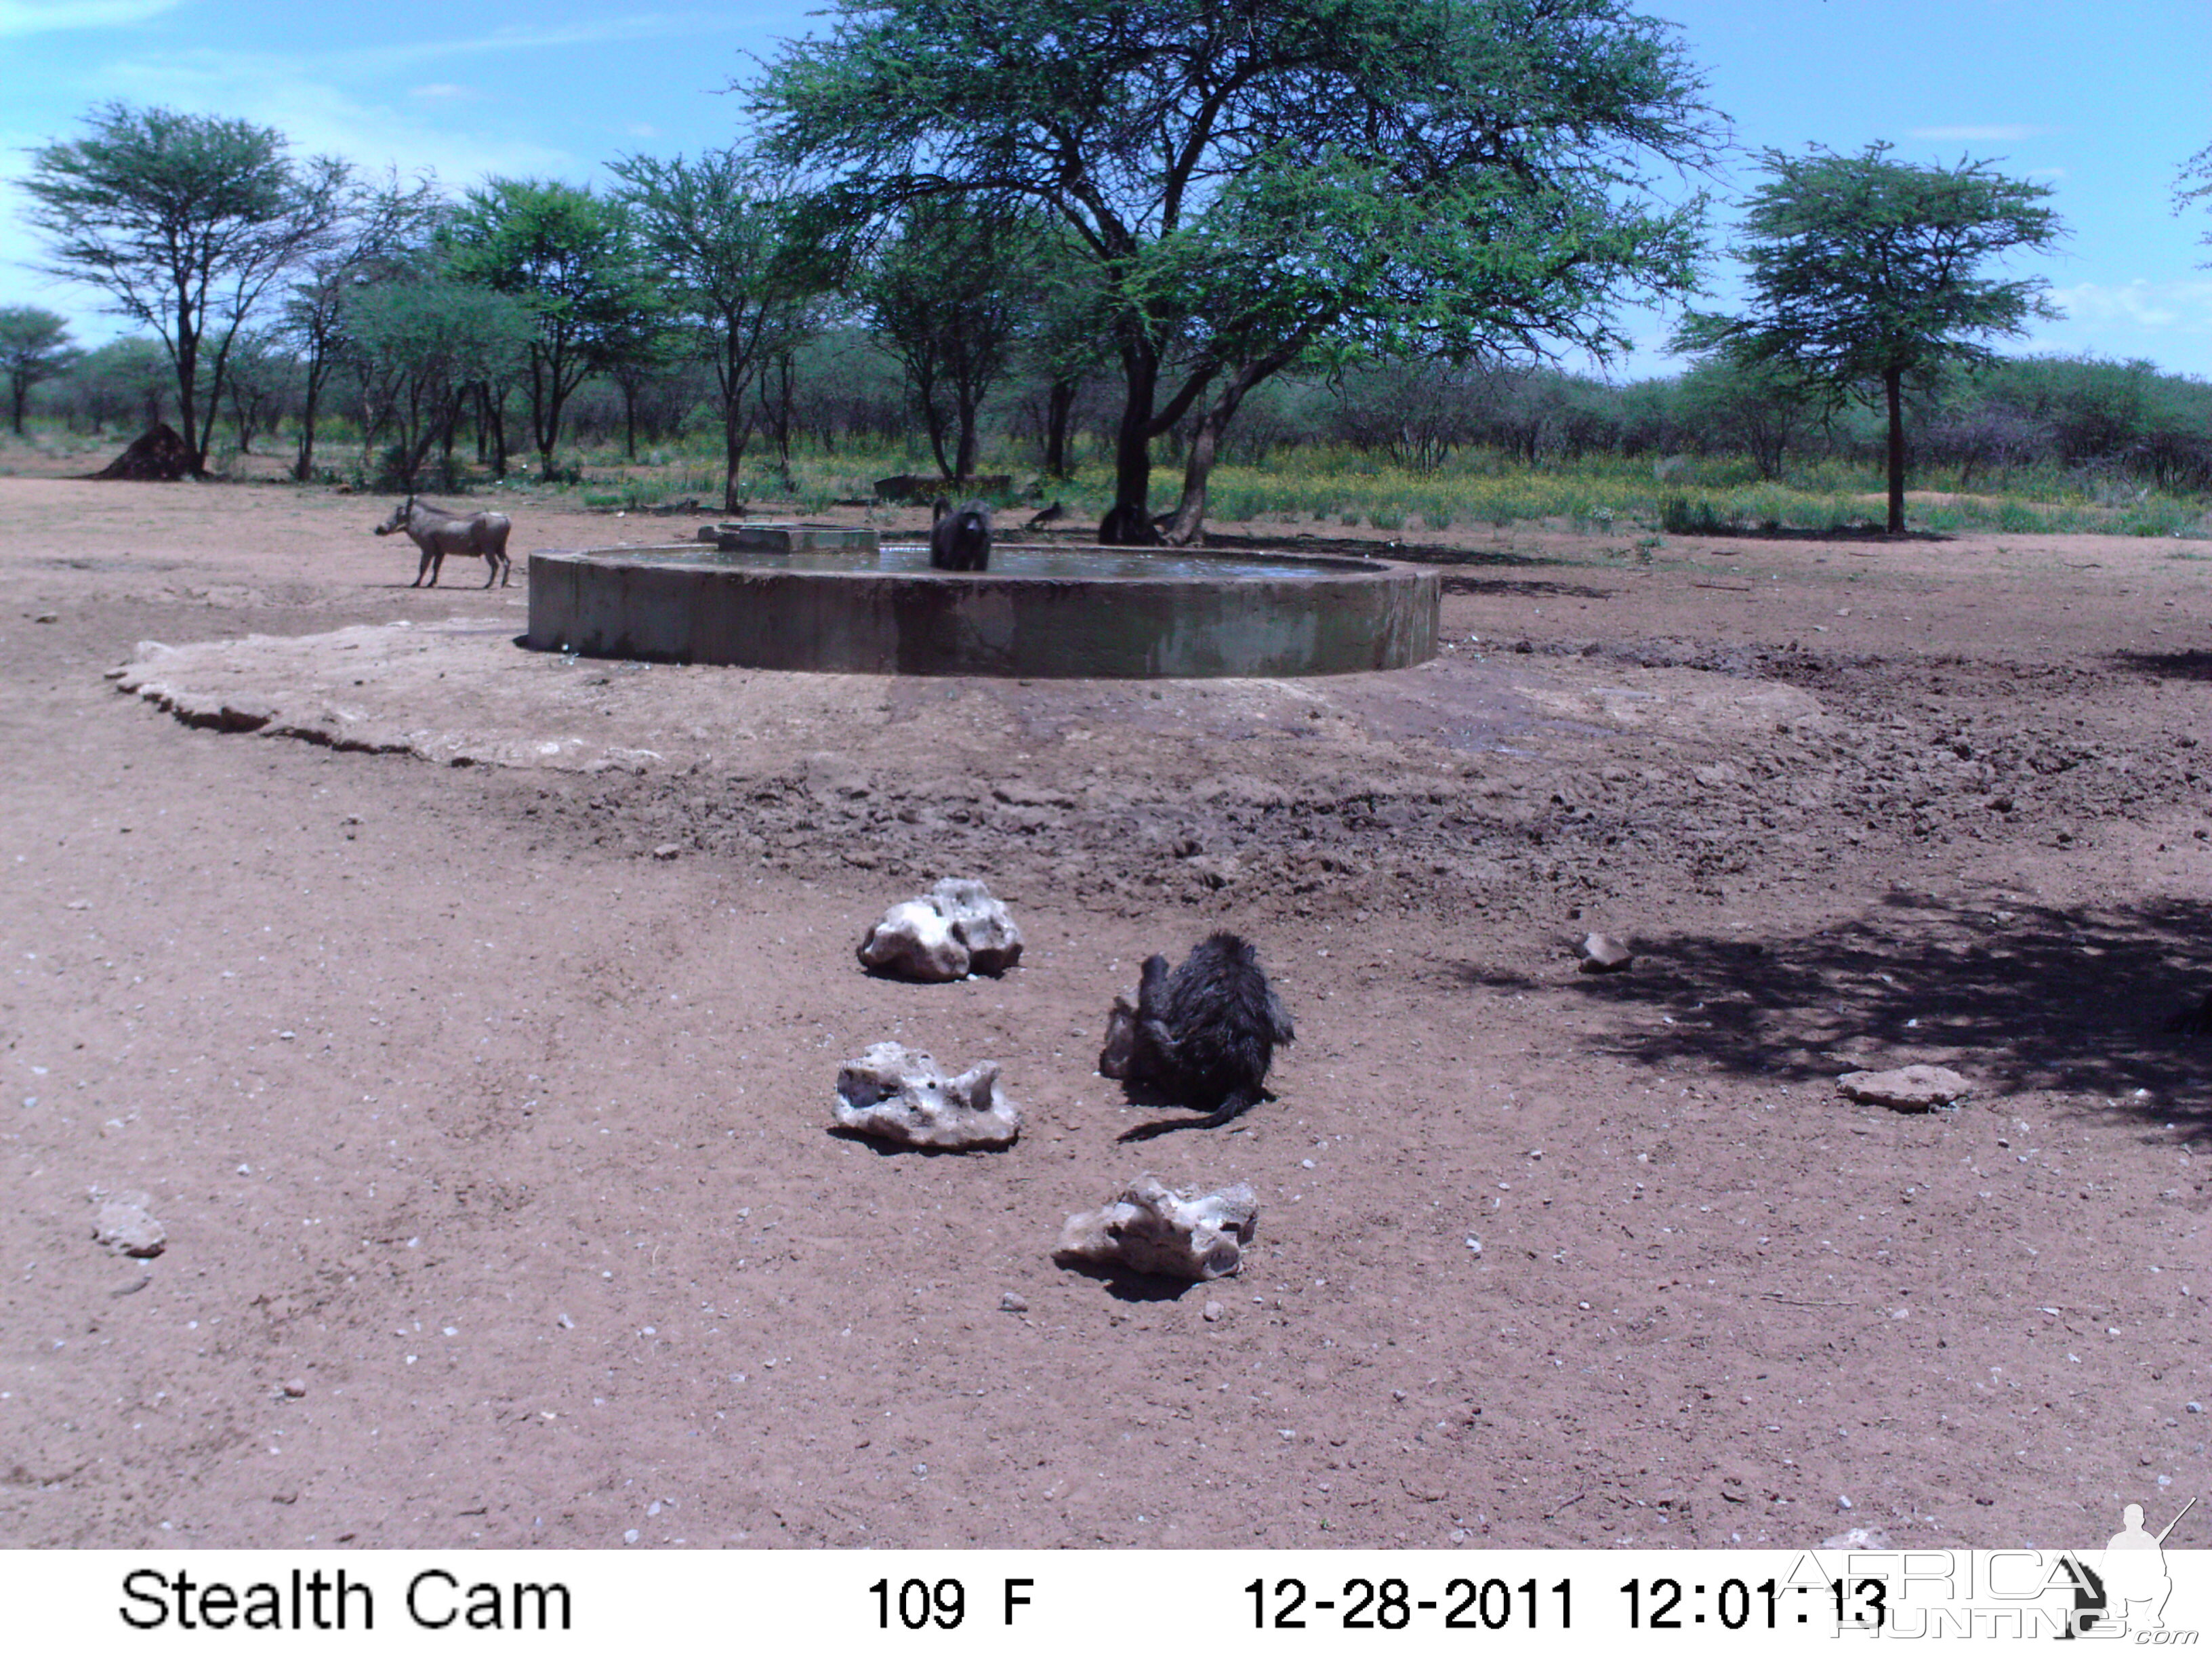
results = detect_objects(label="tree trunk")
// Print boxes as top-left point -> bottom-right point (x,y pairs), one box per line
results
293,367 -> 323,481
172,308 -> 203,478
9,382 -> 27,435
722,398 -> 750,514
1159,354 -> 1289,546
1042,377 -> 1077,478
1885,367 -> 1906,535
1102,344 -> 1159,539
953,388 -> 979,481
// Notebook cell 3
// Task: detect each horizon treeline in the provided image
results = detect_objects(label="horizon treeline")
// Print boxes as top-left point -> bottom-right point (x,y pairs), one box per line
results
12,328 -> 2212,501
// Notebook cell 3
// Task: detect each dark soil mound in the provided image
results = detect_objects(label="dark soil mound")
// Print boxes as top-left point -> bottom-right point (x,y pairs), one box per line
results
91,423 -> 194,481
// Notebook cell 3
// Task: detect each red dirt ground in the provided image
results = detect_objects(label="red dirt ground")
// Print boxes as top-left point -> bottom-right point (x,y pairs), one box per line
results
0,468 -> 2205,1552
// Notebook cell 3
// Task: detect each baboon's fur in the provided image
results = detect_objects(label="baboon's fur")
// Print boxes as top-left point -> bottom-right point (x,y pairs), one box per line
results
930,498 -> 993,570
1111,932 -> 1294,1140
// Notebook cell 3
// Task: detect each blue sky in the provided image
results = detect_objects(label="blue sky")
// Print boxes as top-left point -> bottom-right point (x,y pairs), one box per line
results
5,0 -> 2212,382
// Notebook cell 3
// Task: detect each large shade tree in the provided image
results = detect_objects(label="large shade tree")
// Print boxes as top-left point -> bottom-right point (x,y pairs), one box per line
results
20,102 -> 346,474
751,0 -> 1720,542
1675,143 -> 2062,533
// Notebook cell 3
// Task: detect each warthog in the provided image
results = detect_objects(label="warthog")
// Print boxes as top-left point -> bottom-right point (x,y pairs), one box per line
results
374,497 -> 514,588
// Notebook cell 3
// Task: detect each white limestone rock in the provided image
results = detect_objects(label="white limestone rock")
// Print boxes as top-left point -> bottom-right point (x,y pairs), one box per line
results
1576,933 -> 1633,972
1056,1176 -> 1258,1281
1837,1063 -> 1973,1111
857,878 -> 1023,981
90,1187 -> 166,1258
833,1042 -> 1020,1150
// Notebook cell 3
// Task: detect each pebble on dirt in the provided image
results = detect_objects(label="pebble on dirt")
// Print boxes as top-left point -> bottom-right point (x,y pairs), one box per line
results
1576,933 -> 1633,972
998,1292 -> 1028,1313
857,878 -> 1023,982
1055,1176 -> 1258,1282
90,1188 -> 165,1258
832,1042 -> 1021,1150
1837,1063 -> 1974,1111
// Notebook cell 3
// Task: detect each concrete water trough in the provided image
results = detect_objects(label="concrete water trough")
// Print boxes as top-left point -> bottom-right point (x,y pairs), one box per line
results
525,541 -> 1439,678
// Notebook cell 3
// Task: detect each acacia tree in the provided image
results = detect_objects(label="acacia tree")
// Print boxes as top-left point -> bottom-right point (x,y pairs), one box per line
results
751,0 -> 1718,542
865,199 -> 1046,479
0,307 -> 79,434
20,102 -> 346,474
609,152 -> 831,510
345,272 -> 532,492
283,169 -> 445,480
1675,143 -> 2062,533
441,179 -> 662,479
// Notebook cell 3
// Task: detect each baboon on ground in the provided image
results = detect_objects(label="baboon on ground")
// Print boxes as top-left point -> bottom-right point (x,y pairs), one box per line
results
930,497 -> 993,570
1103,931 -> 1294,1140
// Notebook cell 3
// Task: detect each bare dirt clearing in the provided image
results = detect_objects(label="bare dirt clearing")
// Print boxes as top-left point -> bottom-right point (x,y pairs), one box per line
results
1,475 -> 2206,1551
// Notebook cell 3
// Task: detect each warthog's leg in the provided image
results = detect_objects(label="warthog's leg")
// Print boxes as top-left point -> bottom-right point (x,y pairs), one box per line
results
412,538 -> 435,588
482,545 -> 499,588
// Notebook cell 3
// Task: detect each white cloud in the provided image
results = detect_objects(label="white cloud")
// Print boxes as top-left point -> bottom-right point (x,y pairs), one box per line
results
66,53 -> 581,184
0,0 -> 178,37
409,83 -> 471,102
2049,279 -> 2212,333
1908,125 -> 2043,143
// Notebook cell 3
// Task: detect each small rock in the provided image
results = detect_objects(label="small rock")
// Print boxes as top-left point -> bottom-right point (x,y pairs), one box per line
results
623,1529 -> 640,1544
998,1292 -> 1028,1313
1576,933 -> 1633,973
90,1189 -> 165,1258
34,613 -> 58,624
652,843 -> 680,861
832,1042 -> 1020,1149
1821,1525 -> 1891,1550
1057,1176 -> 1258,1281
281,1379 -> 306,1398
1203,1300 -> 1223,1322
1837,1064 -> 1972,1111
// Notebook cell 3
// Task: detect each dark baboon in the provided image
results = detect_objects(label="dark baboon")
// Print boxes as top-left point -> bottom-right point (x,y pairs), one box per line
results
930,497 -> 993,570
1104,932 -> 1294,1140
1097,501 -> 1162,546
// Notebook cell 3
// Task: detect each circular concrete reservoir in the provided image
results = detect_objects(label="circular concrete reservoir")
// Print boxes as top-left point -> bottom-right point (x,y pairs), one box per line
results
526,540 -> 1439,678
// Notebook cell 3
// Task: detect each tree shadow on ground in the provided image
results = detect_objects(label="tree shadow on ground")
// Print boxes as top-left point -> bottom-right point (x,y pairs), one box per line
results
2106,649 -> 2212,684
1458,891 -> 2212,1131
